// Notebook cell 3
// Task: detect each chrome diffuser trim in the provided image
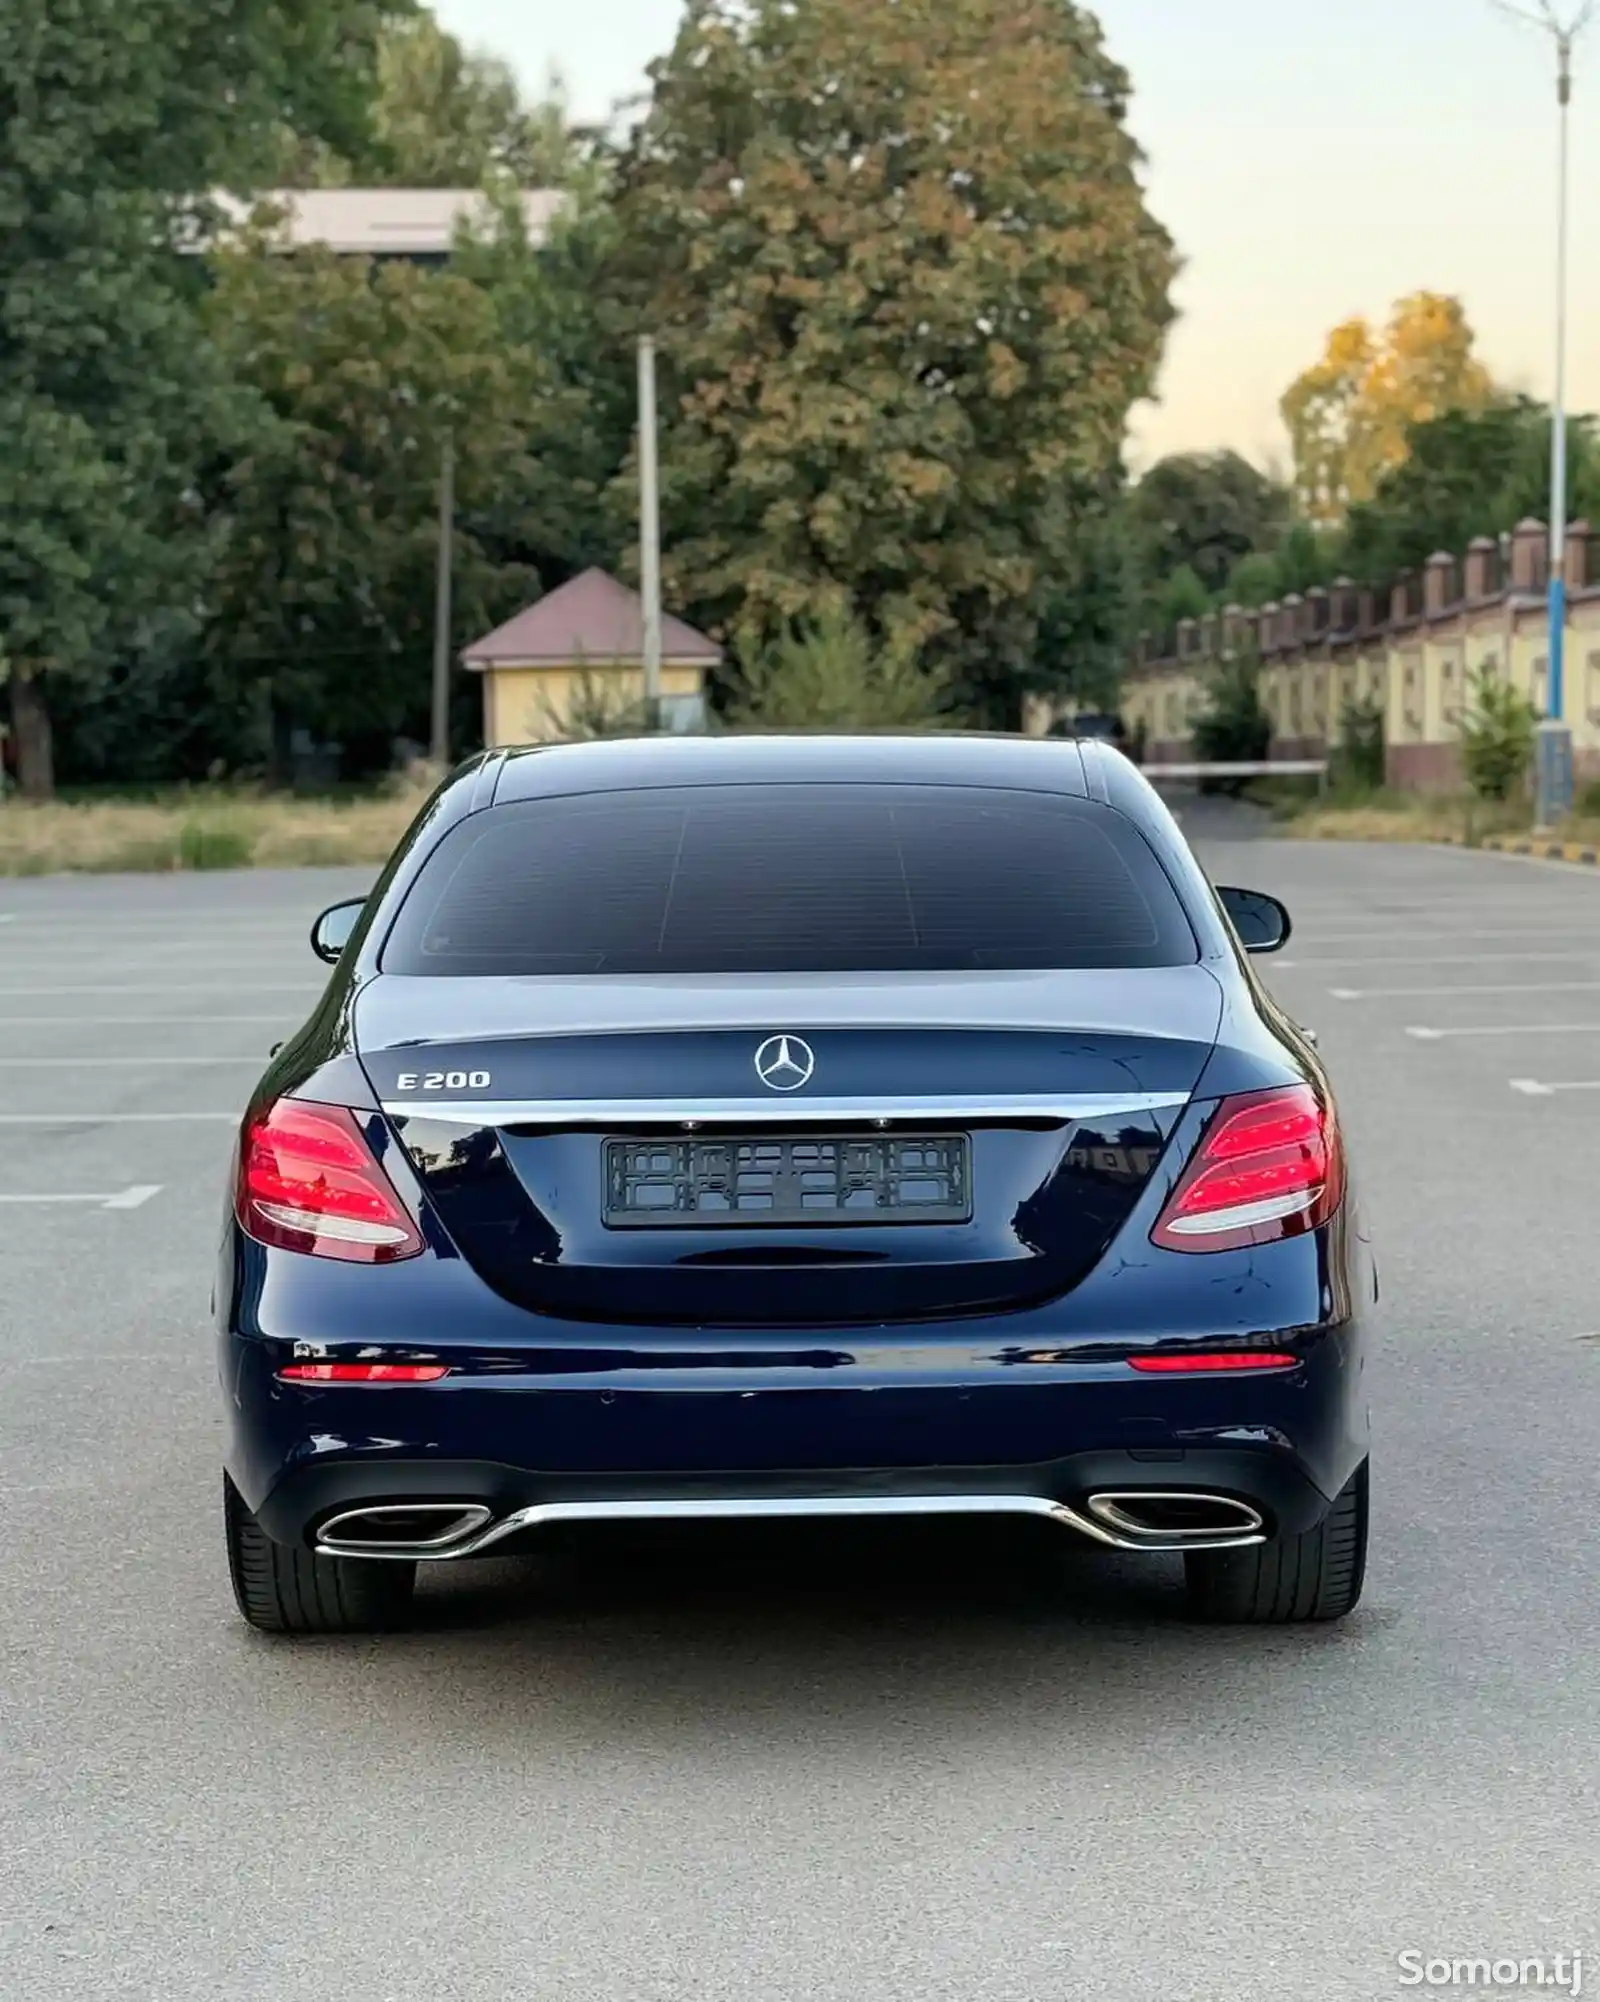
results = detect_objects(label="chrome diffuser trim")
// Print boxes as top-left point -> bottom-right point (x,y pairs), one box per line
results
316,1502 -> 494,1557
321,1492 -> 1267,1561
380,1090 -> 1190,1127
1085,1491 -> 1265,1543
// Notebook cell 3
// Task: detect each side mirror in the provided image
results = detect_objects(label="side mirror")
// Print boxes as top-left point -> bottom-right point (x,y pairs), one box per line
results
310,898 -> 365,965
1217,886 -> 1292,955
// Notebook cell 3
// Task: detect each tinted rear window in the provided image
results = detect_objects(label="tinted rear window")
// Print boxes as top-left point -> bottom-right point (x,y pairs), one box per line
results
380,783 -> 1197,975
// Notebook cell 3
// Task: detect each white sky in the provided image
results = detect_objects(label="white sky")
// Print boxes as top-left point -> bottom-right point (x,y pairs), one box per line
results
435,0 -> 1600,470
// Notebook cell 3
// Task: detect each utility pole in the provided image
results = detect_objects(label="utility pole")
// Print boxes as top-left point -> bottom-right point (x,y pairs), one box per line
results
430,432 -> 455,769
637,336 -> 663,732
1498,0 -> 1593,826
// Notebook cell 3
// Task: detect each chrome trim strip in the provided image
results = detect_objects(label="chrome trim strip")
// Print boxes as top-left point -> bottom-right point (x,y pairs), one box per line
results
323,1492 -> 1266,1561
380,1090 -> 1189,1127
1085,1491 -> 1264,1542
316,1502 -> 493,1556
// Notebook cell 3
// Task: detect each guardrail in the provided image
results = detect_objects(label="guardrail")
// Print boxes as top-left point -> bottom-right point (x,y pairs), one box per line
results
1138,760 -> 1328,781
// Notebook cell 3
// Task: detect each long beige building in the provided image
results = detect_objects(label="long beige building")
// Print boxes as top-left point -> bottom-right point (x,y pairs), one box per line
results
1116,518 -> 1600,787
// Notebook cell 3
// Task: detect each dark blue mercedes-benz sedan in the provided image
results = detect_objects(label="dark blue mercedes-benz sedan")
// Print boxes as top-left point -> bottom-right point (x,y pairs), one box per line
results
217,733 -> 1373,1634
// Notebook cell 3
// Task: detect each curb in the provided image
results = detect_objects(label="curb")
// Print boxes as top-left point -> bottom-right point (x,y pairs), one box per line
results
1479,836 -> 1600,867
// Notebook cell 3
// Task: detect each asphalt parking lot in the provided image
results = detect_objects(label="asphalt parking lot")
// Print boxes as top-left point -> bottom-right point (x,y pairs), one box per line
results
2,820 -> 1598,2002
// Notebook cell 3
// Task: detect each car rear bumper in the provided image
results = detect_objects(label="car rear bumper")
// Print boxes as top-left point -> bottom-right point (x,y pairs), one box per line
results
219,1220 -> 1374,1553
247,1443 -> 1345,1558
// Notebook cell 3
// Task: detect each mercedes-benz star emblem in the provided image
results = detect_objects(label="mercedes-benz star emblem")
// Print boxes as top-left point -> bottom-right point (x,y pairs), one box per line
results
754,1033 -> 815,1092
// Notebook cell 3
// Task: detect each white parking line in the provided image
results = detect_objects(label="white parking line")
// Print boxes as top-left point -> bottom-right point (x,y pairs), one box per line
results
1407,1023 -> 1600,1040
0,1112 -> 236,1124
1331,982 -> 1600,1000
0,1015 -> 290,1027
0,983 -> 319,997
0,1055 -> 260,1067
0,1186 -> 162,1209
1509,1078 -> 1600,1096
1289,950 -> 1598,968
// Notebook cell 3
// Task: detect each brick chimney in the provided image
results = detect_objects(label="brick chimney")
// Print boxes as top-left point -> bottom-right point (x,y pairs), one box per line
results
1424,552 -> 1457,616
1566,520 -> 1592,591
1464,536 -> 1498,599
1510,518 -> 1547,593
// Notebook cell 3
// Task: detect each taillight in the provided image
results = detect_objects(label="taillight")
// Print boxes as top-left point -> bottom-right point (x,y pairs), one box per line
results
1129,1352 -> 1298,1373
276,1363 -> 448,1383
236,1099 -> 423,1263
1151,1084 -> 1342,1253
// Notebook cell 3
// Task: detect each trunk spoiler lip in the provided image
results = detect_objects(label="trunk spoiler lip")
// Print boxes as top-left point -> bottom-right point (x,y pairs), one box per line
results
380,1090 -> 1191,1127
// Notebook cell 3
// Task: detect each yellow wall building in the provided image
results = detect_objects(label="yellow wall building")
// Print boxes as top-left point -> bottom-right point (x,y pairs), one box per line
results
462,568 -> 722,747
1109,521 -> 1600,789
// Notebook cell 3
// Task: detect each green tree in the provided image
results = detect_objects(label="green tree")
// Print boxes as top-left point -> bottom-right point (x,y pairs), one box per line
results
1192,648 -> 1270,792
1030,486 -> 1139,718
728,606 -> 949,728
0,0 -> 399,796
1340,397 -> 1600,585
1128,451 -> 1290,599
200,240 -> 543,771
602,0 -> 1176,724
1458,665 -> 1537,805
288,16 -> 587,188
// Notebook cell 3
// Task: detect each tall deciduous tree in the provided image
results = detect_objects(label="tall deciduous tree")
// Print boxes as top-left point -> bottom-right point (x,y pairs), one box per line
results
0,0 -> 399,796
602,0 -> 1176,722
200,240 -> 544,770
290,16 -> 585,189
1128,450 -> 1290,599
1281,293 -> 1496,525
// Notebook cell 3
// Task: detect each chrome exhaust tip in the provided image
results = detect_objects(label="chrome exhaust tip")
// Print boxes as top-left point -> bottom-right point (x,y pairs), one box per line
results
1085,1491 -> 1265,1546
315,1503 -> 494,1559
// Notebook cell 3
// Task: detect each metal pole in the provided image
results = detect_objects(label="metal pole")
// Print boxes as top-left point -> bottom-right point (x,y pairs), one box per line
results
1548,32 -> 1571,722
637,337 -> 663,731
430,433 -> 455,768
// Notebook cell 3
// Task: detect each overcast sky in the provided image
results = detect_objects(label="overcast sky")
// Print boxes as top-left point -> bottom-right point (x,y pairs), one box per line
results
434,0 -> 1600,471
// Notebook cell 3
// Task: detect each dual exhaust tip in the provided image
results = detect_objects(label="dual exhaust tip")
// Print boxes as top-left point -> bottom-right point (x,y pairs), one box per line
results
313,1490 -> 1265,1562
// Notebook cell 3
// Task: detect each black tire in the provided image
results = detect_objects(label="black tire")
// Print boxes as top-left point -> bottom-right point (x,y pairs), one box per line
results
224,1475 -> 417,1635
1184,1461 -> 1368,1624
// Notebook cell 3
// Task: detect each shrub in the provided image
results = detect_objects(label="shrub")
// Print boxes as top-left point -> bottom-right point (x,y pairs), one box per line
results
729,607 -> 949,729
1457,665 -> 1537,803
1191,651 -> 1270,794
1331,695 -> 1386,793
176,818 -> 254,870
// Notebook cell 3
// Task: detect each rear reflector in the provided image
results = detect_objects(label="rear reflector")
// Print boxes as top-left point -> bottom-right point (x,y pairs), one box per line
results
1151,1084 -> 1343,1254
1129,1352 -> 1297,1373
236,1099 -> 423,1264
277,1362 -> 449,1383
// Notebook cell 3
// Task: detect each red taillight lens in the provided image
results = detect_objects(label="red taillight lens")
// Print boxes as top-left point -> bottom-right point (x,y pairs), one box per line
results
236,1099 -> 423,1264
276,1362 -> 448,1383
1151,1084 -> 1343,1254
1129,1352 -> 1298,1373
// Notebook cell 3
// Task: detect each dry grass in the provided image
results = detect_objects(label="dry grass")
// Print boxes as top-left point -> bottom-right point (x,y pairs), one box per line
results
0,770 -> 440,877
1283,789 -> 1600,850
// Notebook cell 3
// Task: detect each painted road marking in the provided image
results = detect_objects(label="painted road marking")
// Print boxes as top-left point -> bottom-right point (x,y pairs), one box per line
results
0,1186 -> 162,1210
1288,950 -> 1598,968
1408,1023 -> 1600,1041
0,983 -> 319,997
0,1112 -> 236,1124
0,1055 -> 260,1067
1331,982 -> 1600,1000
0,1015 -> 291,1027
1509,1079 -> 1600,1097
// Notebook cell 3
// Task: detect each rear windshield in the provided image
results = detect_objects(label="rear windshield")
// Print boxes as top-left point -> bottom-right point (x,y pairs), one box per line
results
380,783 -> 1198,976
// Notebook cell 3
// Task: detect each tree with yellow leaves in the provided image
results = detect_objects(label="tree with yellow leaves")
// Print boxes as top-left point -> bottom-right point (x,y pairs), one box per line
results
1282,293 -> 1497,523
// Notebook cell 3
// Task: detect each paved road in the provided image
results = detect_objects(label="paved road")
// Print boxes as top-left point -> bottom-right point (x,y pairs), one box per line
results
2,829 -> 1598,2002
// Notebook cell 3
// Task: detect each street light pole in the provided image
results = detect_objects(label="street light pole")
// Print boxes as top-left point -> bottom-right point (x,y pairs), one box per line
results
637,336 -> 663,732
430,432 -> 455,769
1499,0 -> 1592,825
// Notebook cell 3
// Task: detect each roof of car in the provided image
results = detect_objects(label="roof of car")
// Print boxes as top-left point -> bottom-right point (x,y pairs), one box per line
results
485,732 -> 1115,803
